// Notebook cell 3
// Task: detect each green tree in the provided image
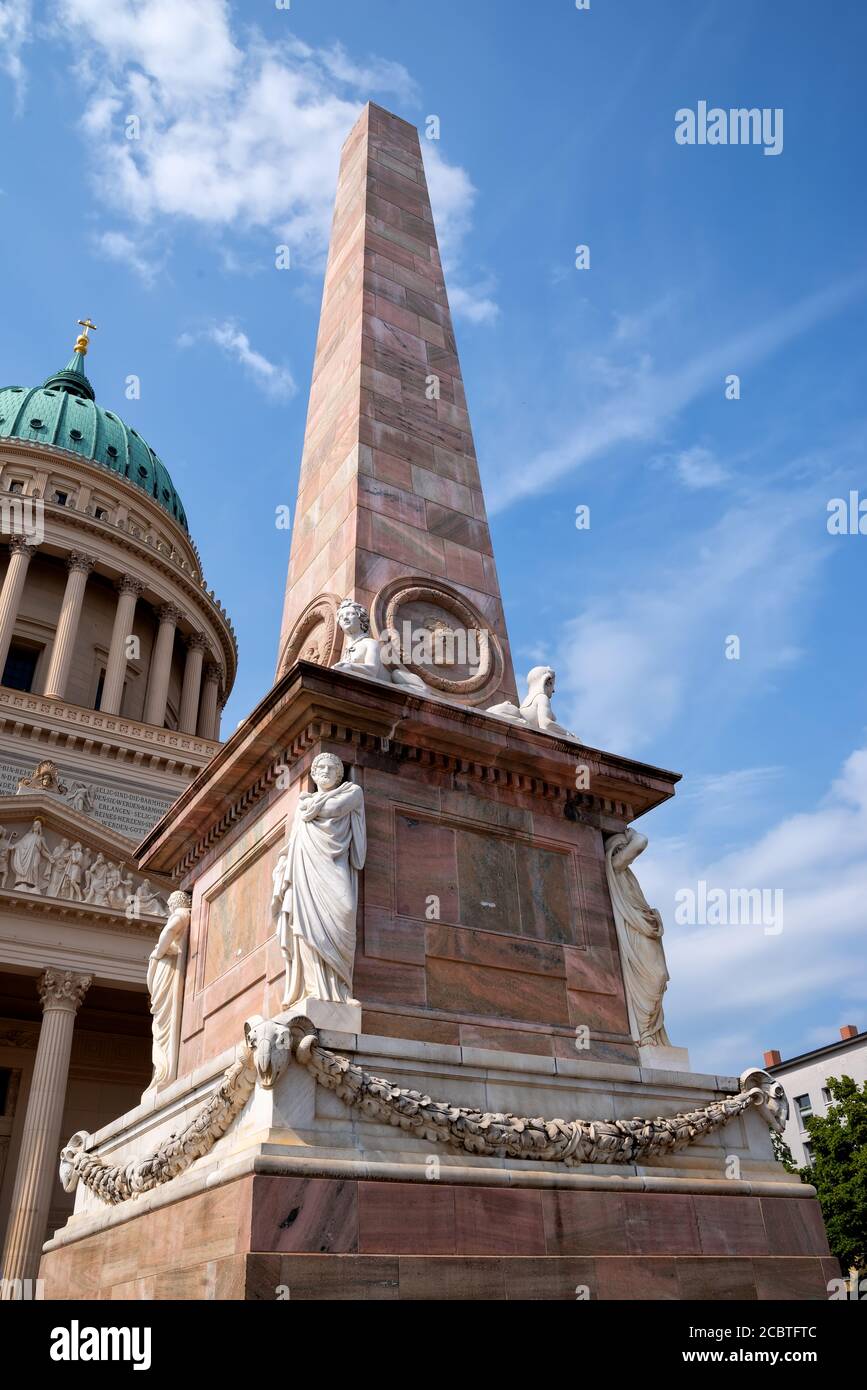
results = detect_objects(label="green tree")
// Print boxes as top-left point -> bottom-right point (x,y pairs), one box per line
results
800,1075 -> 867,1277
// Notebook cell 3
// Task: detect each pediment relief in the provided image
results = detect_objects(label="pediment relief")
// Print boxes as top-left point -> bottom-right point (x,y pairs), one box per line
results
0,794 -> 172,918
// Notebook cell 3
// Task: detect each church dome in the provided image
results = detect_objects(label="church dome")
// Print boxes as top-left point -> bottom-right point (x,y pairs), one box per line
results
0,323 -> 188,532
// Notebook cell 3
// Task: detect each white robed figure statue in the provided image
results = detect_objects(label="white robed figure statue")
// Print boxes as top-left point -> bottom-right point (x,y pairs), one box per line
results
145,890 -> 192,1093
273,753 -> 367,1008
604,828 -> 671,1047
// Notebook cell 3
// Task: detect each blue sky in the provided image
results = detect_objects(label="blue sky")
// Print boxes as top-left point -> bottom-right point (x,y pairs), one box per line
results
1,0 -> 866,1074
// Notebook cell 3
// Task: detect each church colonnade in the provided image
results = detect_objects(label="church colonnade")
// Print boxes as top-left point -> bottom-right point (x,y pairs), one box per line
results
0,536 -> 224,739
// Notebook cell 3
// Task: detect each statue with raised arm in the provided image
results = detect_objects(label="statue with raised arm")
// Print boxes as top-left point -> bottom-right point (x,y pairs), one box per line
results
604,828 -> 670,1047
487,666 -> 579,741
272,753 -> 366,1008
145,890 -> 192,1093
332,598 -> 428,693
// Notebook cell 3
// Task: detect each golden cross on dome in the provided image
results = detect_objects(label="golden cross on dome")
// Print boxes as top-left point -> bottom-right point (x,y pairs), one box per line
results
74,318 -> 97,355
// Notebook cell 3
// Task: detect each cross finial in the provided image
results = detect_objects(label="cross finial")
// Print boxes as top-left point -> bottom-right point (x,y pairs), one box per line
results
73,318 -> 97,355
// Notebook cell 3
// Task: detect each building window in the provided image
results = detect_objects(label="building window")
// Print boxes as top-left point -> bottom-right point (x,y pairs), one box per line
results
7,480 -> 24,495
94,506 -> 109,521
53,490 -> 69,506
1,642 -> 39,692
795,1094 -> 813,1125
803,1142 -> 814,1165
821,1086 -> 832,1105
94,669 -> 106,710
0,1067 -> 10,1114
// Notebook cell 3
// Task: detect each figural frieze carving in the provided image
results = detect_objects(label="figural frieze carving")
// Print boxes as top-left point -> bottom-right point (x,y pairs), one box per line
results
272,753 -> 366,1009
604,828 -> 671,1047
0,817 -> 168,914
487,666 -> 579,741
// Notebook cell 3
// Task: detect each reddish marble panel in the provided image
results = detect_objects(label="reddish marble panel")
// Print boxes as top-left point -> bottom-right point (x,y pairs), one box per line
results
398,1256 -> 506,1300
752,1257 -> 830,1300
760,1197 -> 831,1256
502,1257 -> 598,1300
458,1021 -> 554,1055
676,1257 -> 757,1301
455,827 -> 520,935
363,906 -> 426,965
248,1177 -> 358,1254
594,1256 -> 681,1300
426,955 -> 571,1026
693,1194 -> 769,1256
452,1187 -> 546,1256
515,842 -> 581,945
394,811 -> 459,922
541,1190 -> 628,1256
275,1254 -> 400,1300
357,1181 -> 455,1254
362,1008 -> 461,1045
425,922 -> 566,978
624,1194 -> 702,1255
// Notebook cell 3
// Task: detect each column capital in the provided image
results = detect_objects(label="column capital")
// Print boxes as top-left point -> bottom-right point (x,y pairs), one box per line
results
8,536 -> 39,559
186,632 -> 210,654
203,661 -> 223,685
66,552 -> 95,576
38,968 -> 91,1014
116,574 -> 144,598
158,602 -> 183,626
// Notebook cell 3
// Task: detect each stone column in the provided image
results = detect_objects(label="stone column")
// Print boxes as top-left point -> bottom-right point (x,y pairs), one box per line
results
144,602 -> 182,728
42,553 -> 94,700
198,662 -> 222,740
178,634 -> 208,734
0,969 -> 91,1292
100,575 -> 143,715
0,538 -> 38,679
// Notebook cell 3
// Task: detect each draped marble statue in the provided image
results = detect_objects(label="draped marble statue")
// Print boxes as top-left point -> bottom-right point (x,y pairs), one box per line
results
332,598 -> 428,693
487,665 -> 579,741
145,890 -> 192,1094
12,819 -> 49,891
604,828 -> 671,1047
272,753 -> 367,1008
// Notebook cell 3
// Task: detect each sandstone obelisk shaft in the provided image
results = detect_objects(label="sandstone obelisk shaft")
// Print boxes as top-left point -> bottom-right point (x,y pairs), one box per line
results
278,102 -> 516,703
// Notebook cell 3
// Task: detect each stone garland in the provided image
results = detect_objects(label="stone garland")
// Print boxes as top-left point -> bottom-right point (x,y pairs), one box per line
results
60,1017 -> 787,1206
292,1032 -> 788,1166
59,1018 -> 289,1204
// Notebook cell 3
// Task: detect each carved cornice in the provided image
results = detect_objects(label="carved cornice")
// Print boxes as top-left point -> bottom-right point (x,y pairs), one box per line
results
139,665 -> 678,880
0,887 -> 161,935
39,967 -> 91,1014
0,687 -> 219,773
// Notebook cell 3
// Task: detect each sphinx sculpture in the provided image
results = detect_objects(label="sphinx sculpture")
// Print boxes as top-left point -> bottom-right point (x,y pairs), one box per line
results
332,598 -> 428,693
604,828 -> 671,1047
487,665 -> 579,741
272,753 -> 366,1008
145,890 -> 192,1094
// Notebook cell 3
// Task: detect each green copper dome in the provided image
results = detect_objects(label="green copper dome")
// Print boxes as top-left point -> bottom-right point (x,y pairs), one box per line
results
0,335 -> 188,532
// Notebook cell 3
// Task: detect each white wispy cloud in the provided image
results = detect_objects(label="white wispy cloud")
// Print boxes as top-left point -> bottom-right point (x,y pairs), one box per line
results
178,320 -> 296,400
0,0 -> 31,108
32,0 -> 496,317
638,742 -> 867,1074
94,229 -> 164,286
670,445 -> 729,489
490,274 -> 867,512
557,484 -> 828,756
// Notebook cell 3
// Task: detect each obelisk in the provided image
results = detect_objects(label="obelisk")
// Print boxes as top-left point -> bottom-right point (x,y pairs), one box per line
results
277,102 -> 517,707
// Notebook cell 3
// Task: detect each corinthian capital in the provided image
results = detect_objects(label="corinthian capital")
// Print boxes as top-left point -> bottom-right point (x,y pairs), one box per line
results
9,536 -> 39,559
116,574 -> 144,598
158,602 -> 183,626
66,552 -> 95,575
38,968 -> 92,1014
